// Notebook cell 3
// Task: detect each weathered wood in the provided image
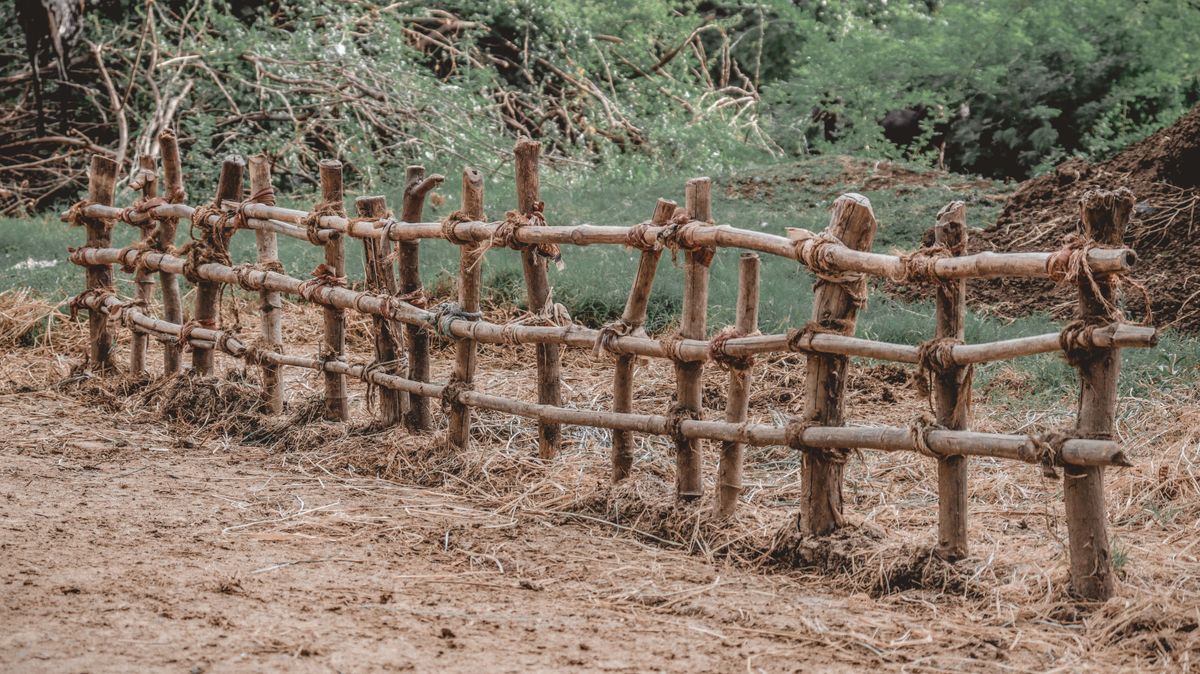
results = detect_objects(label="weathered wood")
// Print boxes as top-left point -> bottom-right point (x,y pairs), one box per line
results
1065,188 -> 1134,601
515,139 -> 562,460
675,177 -> 714,499
715,253 -> 759,518
447,168 -> 486,451
799,193 -> 878,535
611,198 -> 676,482
933,201 -> 970,560
83,155 -> 119,372
319,159 -> 348,421
192,155 -> 243,375
129,154 -> 158,375
359,194 -> 406,426
249,154 -> 284,413
155,129 -> 185,375
399,165 -> 444,431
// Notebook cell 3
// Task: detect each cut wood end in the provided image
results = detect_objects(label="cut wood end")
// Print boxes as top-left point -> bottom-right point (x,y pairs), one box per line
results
90,155 -> 120,174
1111,451 -> 1132,467
936,200 -> 967,224
514,137 -> 541,153
159,127 -> 177,141
318,158 -> 343,170
249,153 -> 271,168
1080,187 -> 1136,211
223,154 -> 246,167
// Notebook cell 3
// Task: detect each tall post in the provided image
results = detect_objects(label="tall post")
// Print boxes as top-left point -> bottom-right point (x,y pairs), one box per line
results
515,139 -> 562,460
156,129 -> 185,375
715,253 -> 759,518
611,198 -> 676,482
674,177 -> 713,499
358,194 -> 405,426
1065,188 -> 1132,600
82,155 -> 119,372
799,194 -> 877,535
933,201 -> 970,559
129,154 -> 158,375
447,168 -> 486,450
399,165 -> 443,431
318,159 -> 348,421
192,155 -> 243,375
249,154 -> 284,413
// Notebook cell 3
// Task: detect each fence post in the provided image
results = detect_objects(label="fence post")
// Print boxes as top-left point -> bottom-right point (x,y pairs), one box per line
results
515,138 -> 562,460
129,154 -> 158,375
156,129 -> 185,376
1065,188 -> 1133,601
674,177 -> 713,500
192,155 -> 243,376
358,194 -> 405,426
934,201 -> 970,560
399,165 -> 443,431
318,159 -> 348,421
82,155 -> 119,372
714,253 -> 759,518
611,198 -> 676,482
799,193 -> 877,535
249,154 -> 284,413
447,168 -> 486,451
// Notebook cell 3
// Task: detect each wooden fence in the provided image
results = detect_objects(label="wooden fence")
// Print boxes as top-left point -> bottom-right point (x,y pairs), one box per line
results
64,131 -> 1156,601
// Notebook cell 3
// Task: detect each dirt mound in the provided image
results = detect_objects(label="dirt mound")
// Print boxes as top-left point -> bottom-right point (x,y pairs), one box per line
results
969,103 -> 1200,330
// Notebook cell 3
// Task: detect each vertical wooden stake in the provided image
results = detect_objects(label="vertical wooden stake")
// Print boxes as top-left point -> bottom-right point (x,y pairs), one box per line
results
715,253 -> 759,518
318,159 -> 348,421
157,129 -> 185,375
934,201 -> 970,559
1065,188 -> 1133,601
83,155 -> 119,372
192,155 -> 243,375
799,194 -> 877,535
358,194 -> 405,426
399,165 -> 444,431
447,168 -> 486,451
129,154 -> 158,375
515,139 -> 562,460
611,198 -> 676,482
249,154 -> 284,413
674,177 -> 713,500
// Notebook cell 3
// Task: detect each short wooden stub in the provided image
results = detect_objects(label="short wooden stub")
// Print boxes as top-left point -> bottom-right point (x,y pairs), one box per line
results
83,155 -> 119,372
129,154 -> 158,375
399,165 -> 443,431
319,159 -> 348,421
799,193 -> 877,535
934,201 -> 970,560
610,198 -> 675,482
674,177 -> 713,500
156,129 -> 185,375
515,139 -> 562,460
192,155 -> 244,376
447,168 -> 486,451
249,155 -> 285,413
715,253 -> 760,518
358,194 -> 405,426
1066,188 -> 1133,601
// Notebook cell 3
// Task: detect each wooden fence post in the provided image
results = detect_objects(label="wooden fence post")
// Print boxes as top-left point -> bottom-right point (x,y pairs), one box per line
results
715,252 -> 759,518
934,201 -> 970,559
1065,188 -> 1133,601
318,159 -> 348,421
129,154 -> 158,375
82,155 -> 119,372
674,177 -> 713,500
156,129 -> 185,375
799,193 -> 877,535
611,198 -> 676,482
447,168 -> 486,451
192,155 -> 243,376
515,138 -> 562,460
399,165 -> 444,431
249,154 -> 284,413
358,194 -> 405,426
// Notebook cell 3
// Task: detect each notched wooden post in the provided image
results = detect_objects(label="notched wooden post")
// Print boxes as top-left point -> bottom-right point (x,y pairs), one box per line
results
447,168 -> 486,451
129,154 -> 158,376
318,159 -> 348,421
358,194 -> 405,426
400,165 -> 444,431
250,154 -> 284,413
192,155 -> 244,376
156,129 -> 185,375
82,155 -> 119,373
674,177 -> 714,500
934,201 -> 970,560
715,252 -> 760,518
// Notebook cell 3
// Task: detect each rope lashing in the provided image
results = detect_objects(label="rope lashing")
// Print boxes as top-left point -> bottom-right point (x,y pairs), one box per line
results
656,212 -> 715,267
593,318 -> 639,357
664,402 -> 700,444
440,377 -> 474,410
297,263 -> 347,302
396,288 -> 428,310
65,199 -> 95,229
913,336 -> 965,398
658,332 -> 689,362
427,302 -> 482,339
785,319 -> 851,353
359,358 -> 405,413
784,417 -> 849,464
494,202 -> 564,270
625,223 -> 662,253
1058,319 -> 1104,367
115,241 -> 158,276
67,286 -> 118,320
894,243 -> 953,285
301,200 -> 345,245
1023,430 -> 1073,478
119,197 -> 167,226
233,185 -> 277,228
786,228 -> 868,308
440,209 -> 475,246
908,412 -> 945,459
176,318 -> 217,350
709,325 -> 758,370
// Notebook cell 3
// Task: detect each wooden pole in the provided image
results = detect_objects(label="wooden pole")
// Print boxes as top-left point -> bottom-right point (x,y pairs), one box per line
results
156,129 -> 185,375
318,159 -> 348,421
515,139 -> 562,460
799,193 -> 877,535
933,202 -> 970,559
1065,188 -> 1133,601
447,168 -> 486,450
674,177 -> 713,500
192,155 -> 243,375
611,198 -> 676,482
358,194 -> 406,426
83,155 -> 119,372
249,155 -> 284,413
129,154 -> 158,375
715,253 -> 760,518
399,165 -> 443,431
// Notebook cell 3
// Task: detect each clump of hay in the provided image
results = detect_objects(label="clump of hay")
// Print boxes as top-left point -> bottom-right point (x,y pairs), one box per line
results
139,370 -> 266,437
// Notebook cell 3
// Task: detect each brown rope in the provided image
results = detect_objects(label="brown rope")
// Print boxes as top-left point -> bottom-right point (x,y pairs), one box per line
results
1023,430 -> 1073,478
297,263 -> 348,302
440,209 -> 475,246
68,286 -> 118,320
655,214 -> 715,267
116,240 -> 157,275
664,402 -> 699,443
894,243 -> 952,285
65,199 -> 95,229
396,288 -> 428,310
177,319 -> 217,350
593,318 -> 639,357
785,319 -> 850,353
440,377 -> 473,410
914,336 -> 962,399
625,223 -> 662,252
784,417 -> 849,464
658,332 -> 688,362
788,228 -> 869,308
908,412 -> 945,459
301,200 -> 345,245
709,325 -> 757,370
119,197 -> 167,226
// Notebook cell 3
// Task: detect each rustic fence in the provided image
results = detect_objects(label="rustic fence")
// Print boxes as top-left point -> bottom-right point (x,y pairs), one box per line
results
64,131 -> 1156,601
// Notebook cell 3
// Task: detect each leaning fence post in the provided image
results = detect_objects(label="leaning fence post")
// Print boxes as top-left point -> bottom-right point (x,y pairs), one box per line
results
358,194 -> 405,426
715,252 -> 760,518
610,198 -> 676,482
82,155 -> 119,372
515,138 -> 562,460
447,168 -> 486,451
934,201 -> 970,559
674,177 -> 714,500
156,129 -> 185,375
318,159 -> 348,421
399,165 -> 444,431
249,154 -> 284,413
1065,188 -> 1133,601
799,193 -> 877,535
192,155 -> 244,376
129,154 -> 158,375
